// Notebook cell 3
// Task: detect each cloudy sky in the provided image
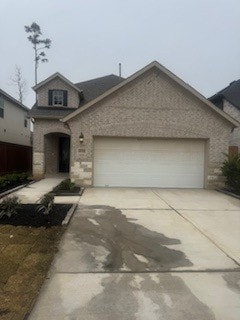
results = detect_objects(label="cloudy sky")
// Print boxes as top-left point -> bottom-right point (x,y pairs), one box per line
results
1,0 -> 240,108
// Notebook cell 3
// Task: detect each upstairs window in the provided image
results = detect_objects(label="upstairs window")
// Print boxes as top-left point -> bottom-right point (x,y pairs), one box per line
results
24,117 -> 28,128
53,90 -> 63,105
0,95 -> 4,118
48,90 -> 68,106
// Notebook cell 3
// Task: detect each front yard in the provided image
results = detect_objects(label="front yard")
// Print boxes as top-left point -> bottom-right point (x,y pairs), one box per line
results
0,223 -> 65,320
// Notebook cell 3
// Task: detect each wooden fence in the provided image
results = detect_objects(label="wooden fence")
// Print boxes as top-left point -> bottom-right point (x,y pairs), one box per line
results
0,141 -> 32,175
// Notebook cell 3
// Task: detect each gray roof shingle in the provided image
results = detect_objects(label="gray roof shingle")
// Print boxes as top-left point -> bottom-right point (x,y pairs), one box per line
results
209,80 -> 240,111
75,74 -> 124,104
30,106 -> 76,118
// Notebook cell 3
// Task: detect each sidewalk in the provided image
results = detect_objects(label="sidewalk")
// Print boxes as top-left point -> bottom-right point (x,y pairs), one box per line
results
10,177 -> 65,203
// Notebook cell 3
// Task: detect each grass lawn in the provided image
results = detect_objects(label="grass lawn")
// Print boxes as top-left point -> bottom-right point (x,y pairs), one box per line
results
0,224 -> 65,320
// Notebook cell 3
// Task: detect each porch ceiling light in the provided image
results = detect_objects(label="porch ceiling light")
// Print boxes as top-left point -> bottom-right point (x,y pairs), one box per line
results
79,132 -> 84,144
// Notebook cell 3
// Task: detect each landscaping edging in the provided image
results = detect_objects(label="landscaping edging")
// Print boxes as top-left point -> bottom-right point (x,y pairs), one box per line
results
50,187 -> 84,197
61,188 -> 84,225
0,180 -> 36,199
62,201 -> 79,225
216,188 -> 240,200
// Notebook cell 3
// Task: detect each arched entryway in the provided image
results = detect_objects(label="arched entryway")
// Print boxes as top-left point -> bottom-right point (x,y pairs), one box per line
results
44,132 -> 71,175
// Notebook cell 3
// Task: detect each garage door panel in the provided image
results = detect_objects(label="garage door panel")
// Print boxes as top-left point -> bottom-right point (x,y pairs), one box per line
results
94,138 -> 205,188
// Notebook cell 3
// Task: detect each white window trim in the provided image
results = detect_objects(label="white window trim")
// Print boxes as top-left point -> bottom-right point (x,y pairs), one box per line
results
52,90 -> 64,106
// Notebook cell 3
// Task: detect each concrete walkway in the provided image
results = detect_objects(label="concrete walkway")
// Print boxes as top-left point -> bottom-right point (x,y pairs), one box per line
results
10,177 -> 65,203
28,188 -> 240,320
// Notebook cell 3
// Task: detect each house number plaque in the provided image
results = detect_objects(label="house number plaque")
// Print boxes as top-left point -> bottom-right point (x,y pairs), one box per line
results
78,148 -> 86,153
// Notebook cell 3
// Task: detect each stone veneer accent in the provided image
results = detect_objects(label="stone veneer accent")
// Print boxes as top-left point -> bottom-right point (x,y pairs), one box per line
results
33,152 -> 45,179
33,67 -> 235,188
71,161 -> 92,186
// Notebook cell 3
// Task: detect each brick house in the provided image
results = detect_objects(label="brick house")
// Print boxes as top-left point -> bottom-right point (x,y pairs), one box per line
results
209,80 -> 240,151
30,61 -> 238,189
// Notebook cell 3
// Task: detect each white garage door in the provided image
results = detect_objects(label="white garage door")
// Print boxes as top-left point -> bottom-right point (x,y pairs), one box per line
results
93,138 -> 205,188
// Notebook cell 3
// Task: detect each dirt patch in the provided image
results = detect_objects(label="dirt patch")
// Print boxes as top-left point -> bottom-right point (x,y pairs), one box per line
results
0,204 -> 71,227
0,224 -> 65,320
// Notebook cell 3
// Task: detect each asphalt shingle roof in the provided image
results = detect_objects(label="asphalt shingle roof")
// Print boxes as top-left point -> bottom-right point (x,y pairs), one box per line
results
30,74 -> 124,118
75,74 -> 124,104
30,106 -> 76,118
209,79 -> 240,111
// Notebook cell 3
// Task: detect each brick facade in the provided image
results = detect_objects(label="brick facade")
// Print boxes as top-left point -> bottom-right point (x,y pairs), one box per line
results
37,77 -> 79,108
223,99 -> 240,149
32,119 -> 71,178
33,67 -> 234,188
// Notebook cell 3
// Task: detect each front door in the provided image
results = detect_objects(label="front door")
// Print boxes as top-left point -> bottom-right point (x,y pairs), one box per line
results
59,137 -> 70,172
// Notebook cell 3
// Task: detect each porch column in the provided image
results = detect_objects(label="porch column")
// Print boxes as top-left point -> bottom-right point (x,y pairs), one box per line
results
33,133 -> 45,179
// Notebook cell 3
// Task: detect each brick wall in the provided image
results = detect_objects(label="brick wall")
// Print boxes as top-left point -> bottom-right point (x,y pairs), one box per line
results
68,68 -> 232,188
33,68 -> 234,188
37,77 -> 79,108
32,119 -> 71,178
223,100 -> 240,149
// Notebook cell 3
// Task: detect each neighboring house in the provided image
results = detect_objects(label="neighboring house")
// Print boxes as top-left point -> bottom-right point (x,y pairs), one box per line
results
209,80 -> 240,150
0,89 -> 32,174
30,61 -> 238,189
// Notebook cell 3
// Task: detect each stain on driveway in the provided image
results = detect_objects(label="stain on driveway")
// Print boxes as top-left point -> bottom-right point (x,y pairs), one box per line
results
69,273 -> 216,320
28,188 -> 240,320
69,205 -> 193,272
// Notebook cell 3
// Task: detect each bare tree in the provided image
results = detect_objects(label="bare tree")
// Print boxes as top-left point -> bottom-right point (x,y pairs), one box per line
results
10,65 -> 27,103
24,22 -> 51,85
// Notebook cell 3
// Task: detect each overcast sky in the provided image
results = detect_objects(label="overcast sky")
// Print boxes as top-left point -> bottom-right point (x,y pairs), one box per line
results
1,0 -> 240,108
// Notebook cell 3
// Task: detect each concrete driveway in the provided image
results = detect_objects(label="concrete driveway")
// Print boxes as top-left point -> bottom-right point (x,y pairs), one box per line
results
28,188 -> 240,320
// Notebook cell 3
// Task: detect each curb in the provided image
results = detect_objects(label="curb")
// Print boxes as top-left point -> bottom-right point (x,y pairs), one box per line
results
62,202 -> 78,226
61,188 -> 84,225
216,188 -> 240,200
79,187 -> 84,196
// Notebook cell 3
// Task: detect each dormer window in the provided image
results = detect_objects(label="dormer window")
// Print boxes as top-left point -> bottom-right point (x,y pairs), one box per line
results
53,90 -> 63,106
48,90 -> 68,107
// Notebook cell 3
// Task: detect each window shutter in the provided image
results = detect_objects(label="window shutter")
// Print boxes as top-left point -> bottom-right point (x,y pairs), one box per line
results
63,91 -> 68,106
48,90 -> 53,105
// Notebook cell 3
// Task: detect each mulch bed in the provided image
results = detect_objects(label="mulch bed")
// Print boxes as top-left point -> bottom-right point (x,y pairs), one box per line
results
0,204 -> 72,228
224,188 -> 240,196
0,180 -> 31,195
52,186 -> 81,195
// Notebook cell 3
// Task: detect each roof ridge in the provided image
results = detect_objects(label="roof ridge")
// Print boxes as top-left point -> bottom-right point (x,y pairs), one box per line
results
62,60 -> 239,127
75,74 -> 124,86
0,88 -> 29,111
33,72 -> 82,93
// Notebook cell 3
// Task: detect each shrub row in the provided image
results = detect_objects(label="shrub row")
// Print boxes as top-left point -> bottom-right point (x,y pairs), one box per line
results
52,179 -> 75,192
222,153 -> 240,194
0,172 -> 28,189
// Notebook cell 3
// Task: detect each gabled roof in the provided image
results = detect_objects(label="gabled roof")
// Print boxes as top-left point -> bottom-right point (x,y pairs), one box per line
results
209,79 -> 240,111
75,74 -> 124,105
62,61 -> 239,127
30,74 -> 124,118
0,88 -> 29,112
32,72 -> 83,93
